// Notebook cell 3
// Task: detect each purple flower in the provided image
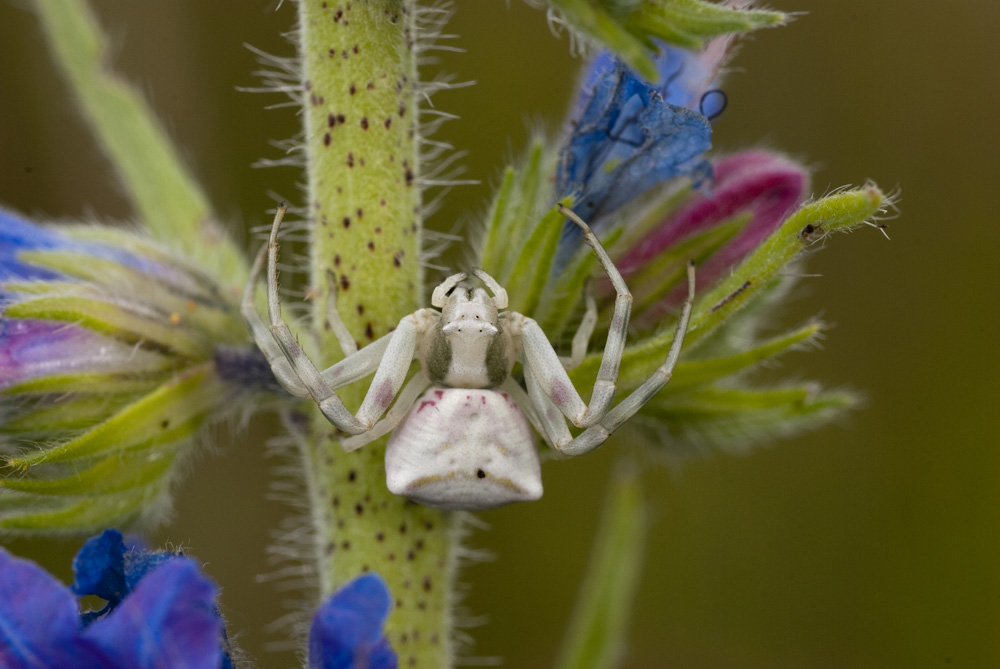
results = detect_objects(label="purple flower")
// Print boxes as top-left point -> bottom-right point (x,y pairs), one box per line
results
309,574 -> 397,669
0,530 -> 232,669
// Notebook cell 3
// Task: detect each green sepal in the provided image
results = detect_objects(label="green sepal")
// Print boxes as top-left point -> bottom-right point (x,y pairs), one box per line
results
504,203 -> 572,316
4,295 -> 211,359
0,450 -> 176,496
0,393 -> 143,435
638,384 -> 855,452
18,250 -> 244,346
479,166 -> 517,279
479,140 -> 557,286
547,0 -> 785,83
554,463 -> 646,669
0,486 -> 162,532
608,213 -> 745,326
687,185 -> 886,344
661,322 -> 821,393
2,373 -> 165,397
576,185 -> 885,384
548,0 -> 660,81
538,227 -> 624,339
7,364 -> 222,467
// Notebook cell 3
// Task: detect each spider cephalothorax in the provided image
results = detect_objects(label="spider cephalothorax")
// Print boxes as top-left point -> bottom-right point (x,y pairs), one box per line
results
243,204 -> 694,510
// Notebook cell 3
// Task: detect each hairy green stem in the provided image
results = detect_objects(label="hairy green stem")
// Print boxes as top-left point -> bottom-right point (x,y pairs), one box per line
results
297,2 -> 454,665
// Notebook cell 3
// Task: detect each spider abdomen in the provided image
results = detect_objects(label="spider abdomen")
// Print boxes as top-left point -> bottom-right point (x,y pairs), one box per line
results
385,387 -> 541,510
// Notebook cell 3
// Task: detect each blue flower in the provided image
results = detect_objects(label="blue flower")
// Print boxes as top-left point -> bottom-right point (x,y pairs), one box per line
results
0,530 -> 232,669
309,573 -> 397,669
556,44 -> 720,225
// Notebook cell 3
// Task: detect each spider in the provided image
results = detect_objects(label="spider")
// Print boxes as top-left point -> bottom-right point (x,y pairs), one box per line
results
242,203 -> 695,511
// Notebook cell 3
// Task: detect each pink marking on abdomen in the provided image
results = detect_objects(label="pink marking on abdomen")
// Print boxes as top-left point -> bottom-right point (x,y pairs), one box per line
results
417,400 -> 436,413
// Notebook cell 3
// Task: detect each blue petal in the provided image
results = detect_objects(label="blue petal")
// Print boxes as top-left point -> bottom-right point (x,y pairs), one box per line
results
82,558 -> 226,669
72,529 -> 128,605
0,548 -> 96,669
0,209 -> 183,304
309,573 -> 397,669
557,61 -> 713,224
124,548 -> 178,592
0,209 -> 65,287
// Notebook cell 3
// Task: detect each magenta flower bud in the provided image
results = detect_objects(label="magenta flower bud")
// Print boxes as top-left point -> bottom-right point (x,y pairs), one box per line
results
618,150 -> 809,284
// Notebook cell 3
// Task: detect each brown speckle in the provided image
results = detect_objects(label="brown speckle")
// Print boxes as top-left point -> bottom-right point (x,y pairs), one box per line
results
341,540 -> 350,550
398,103 -> 406,117
376,532 -> 384,542
341,275 -> 351,291
347,152 -> 354,167
365,322 -> 374,340
354,503 -> 364,516
356,304 -> 364,315
367,241 -> 375,251
334,254 -> 341,267
384,117 -> 392,129
356,207 -> 364,219
422,576 -> 432,592
405,168 -> 414,186
343,216 -> 351,228
349,83 -> 356,95
323,133 -> 331,146
360,117 -> 369,130
348,470 -> 357,482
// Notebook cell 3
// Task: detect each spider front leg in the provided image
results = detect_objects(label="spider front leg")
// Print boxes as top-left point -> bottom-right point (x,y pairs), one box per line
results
245,203 -> 428,439
554,261 -> 696,456
516,205 -> 633,430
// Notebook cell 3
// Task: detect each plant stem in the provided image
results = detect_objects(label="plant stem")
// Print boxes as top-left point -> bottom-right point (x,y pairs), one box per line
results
297,2 -> 454,665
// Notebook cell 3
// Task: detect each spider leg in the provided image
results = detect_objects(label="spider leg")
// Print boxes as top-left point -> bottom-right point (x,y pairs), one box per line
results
324,269 -> 359,357
560,290 -> 597,371
241,220 -> 308,396
262,203 -> 429,437
513,205 -> 631,429
553,261 -> 696,457
340,370 -> 431,452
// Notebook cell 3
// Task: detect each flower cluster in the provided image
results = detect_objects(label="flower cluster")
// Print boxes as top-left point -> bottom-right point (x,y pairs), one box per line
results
477,37 -> 887,454
0,210 -> 274,532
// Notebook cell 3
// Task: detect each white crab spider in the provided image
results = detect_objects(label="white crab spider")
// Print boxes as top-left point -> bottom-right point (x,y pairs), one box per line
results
242,203 -> 695,511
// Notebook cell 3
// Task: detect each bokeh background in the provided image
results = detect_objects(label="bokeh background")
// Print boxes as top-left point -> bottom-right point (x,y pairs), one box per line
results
1,1 -> 998,666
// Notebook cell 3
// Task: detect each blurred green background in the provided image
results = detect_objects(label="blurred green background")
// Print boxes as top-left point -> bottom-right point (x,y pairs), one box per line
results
1,1 -> 998,666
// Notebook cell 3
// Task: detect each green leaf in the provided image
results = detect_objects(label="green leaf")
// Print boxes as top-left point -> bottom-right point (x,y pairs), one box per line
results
31,0 -> 247,288
555,463 -> 646,669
